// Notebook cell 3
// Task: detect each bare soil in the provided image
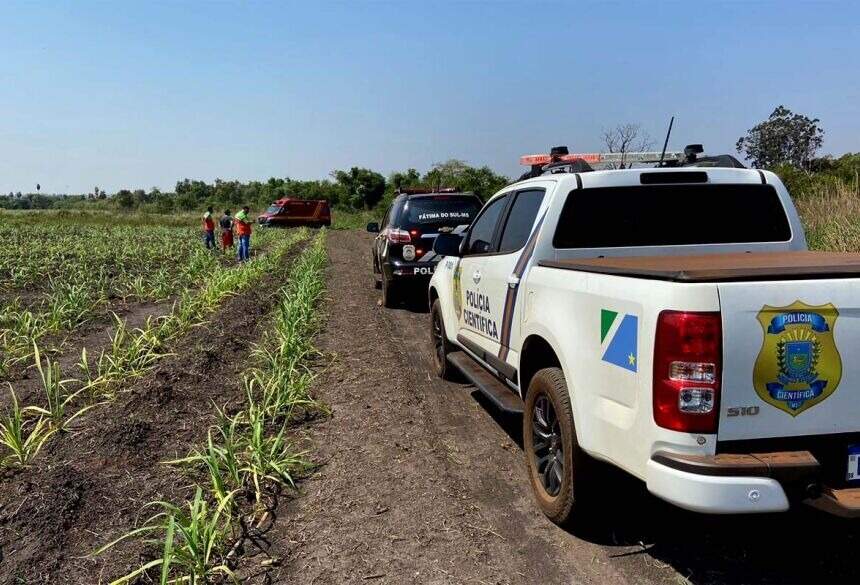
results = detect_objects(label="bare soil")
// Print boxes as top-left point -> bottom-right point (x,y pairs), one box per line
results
0,240 -> 306,584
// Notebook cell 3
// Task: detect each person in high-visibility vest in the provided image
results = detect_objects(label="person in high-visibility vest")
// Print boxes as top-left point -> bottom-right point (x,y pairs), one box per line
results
202,206 -> 216,249
235,206 -> 252,262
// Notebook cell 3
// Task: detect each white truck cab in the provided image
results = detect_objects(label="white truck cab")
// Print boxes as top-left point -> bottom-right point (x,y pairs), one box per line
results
429,155 -> 860,524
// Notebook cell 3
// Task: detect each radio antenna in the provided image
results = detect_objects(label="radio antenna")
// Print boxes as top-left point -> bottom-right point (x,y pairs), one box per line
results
658,116 -> 674,167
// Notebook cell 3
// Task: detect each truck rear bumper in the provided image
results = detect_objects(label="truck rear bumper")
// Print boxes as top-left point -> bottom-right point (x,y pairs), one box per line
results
646,458 -> 790,513
648,450 -> 860,517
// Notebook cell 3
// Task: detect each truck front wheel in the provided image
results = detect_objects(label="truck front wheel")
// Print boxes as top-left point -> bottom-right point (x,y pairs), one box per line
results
523,367 -> 593,526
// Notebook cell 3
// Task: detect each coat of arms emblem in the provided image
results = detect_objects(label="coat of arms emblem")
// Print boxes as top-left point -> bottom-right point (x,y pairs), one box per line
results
753,300 -> 842,416
453,263 -> 463,320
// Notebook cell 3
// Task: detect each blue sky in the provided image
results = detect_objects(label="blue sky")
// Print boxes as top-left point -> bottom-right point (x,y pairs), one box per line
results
1,0 -> 857,194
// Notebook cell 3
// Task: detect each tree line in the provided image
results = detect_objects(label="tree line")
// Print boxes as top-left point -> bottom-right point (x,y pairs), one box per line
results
0,160 -> 509,212
2,105 -> 857,212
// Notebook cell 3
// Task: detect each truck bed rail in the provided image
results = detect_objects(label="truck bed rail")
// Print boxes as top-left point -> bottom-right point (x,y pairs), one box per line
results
539,251 -> 860,282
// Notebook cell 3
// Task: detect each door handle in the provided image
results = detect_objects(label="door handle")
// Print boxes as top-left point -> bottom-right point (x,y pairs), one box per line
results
472,270 -> 481,284
507,275 -> 520,289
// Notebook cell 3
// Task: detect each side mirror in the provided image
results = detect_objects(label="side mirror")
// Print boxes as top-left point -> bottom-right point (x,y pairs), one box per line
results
434,233 -> 463,257
366,222 -> 380,233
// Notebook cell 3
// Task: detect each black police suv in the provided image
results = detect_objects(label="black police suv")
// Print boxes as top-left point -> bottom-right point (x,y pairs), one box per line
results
368,190 -> 482,307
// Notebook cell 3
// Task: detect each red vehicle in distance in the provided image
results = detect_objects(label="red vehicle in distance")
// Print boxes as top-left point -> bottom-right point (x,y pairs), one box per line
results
257,197 -> 332,228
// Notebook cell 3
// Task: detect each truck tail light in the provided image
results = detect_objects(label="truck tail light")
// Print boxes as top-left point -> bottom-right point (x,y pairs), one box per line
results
653,311 -> 722,433
387,229 -> 411,244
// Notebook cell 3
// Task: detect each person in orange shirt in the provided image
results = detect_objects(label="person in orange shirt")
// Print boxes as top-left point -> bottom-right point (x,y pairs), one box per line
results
202,206 -> 216,249
235,206 -> 252,262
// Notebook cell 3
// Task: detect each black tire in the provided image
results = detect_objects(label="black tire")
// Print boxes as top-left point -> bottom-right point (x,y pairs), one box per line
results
381,274 -> 399,308
372,257 -> 382,290
523,367 -> 594,526
430,299 -> 456,380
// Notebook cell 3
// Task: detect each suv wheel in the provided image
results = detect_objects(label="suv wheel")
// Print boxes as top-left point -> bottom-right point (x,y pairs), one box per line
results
430,299 -> 455,379
372,258 -> 382,290
523,367 -> 594,526
381,275 -> 399,308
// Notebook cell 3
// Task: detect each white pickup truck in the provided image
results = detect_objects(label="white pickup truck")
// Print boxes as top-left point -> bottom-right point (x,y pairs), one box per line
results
428,161 -> 860,524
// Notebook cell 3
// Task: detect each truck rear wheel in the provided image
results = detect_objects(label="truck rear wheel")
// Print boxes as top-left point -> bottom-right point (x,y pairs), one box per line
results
430,299 -> 456,380
523,367 -> 593,525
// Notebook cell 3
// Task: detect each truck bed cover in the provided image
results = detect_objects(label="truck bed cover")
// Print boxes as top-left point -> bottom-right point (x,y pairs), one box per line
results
539,251 -> 860,282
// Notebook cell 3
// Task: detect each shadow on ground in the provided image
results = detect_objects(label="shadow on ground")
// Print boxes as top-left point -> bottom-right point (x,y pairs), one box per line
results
468,385 -> 860,585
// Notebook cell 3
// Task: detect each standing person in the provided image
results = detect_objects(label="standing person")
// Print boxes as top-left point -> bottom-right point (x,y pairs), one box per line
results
202,206 -> 216,249
219,209 -> 234,253
235,206 -> 252,262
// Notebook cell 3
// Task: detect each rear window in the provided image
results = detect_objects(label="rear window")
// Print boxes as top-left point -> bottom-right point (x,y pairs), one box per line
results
553,184 -> 792,249
401,196 -> 481,228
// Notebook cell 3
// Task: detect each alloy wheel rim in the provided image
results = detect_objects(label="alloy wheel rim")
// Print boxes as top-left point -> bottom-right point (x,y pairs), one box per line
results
432,312 -> 444,364
532,394 -> 564,497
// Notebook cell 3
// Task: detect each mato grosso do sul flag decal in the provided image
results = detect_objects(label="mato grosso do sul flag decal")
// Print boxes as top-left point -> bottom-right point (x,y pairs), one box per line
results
753,300 -> 842,416
601,309 -> 638,373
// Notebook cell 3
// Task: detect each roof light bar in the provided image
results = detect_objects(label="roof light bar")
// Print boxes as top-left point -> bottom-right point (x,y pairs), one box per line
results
520,151 -> 686,167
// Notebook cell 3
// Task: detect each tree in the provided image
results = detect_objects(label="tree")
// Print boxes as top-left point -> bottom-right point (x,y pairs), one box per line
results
115,189 -> 135,209
736,105 -> 824,170
422,159 -> 508,201
601,123 -> 653,169
331,167 -> 386,209
390,168 -> 421,191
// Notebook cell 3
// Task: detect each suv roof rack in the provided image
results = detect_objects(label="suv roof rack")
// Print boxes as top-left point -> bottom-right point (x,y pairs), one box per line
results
517,144 -> 746,180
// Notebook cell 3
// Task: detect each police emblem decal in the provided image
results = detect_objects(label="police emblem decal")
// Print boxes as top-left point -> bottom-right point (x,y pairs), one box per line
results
452,263 -> 463,321
753,301 -> 842,416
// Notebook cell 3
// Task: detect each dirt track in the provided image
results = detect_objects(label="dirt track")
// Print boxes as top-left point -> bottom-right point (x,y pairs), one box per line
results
278,230 -> 860,585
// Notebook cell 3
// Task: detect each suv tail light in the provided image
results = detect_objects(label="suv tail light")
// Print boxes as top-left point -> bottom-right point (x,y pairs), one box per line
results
386,228 -> 411,244
653,311 -> 722,433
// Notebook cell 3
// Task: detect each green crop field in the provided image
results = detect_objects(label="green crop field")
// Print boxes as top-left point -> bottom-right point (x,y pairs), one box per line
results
0,210 -> 329,582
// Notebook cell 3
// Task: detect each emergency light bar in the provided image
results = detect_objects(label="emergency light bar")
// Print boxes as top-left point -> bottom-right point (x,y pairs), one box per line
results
520,151 -> 686,167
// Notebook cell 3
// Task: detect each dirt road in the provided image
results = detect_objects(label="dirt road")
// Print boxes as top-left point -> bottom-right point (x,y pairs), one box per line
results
277,230 -> 860,585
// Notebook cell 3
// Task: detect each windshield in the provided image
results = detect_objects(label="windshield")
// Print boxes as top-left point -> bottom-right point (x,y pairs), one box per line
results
266,205 -> 282,215
402,196 -> 481,229
553,184 -> 791,248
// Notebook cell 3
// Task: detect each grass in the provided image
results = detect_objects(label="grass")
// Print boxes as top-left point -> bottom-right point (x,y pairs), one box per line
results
0,386 -> 55,467
97,231 -> 329,581
0,212 -> 225,374
93,487 -> 238,585
0,227 -> 306,471
331,208 -> 377,230
795,176 -> 860,252
24,343 -> 100,433
82,229 -> 307,399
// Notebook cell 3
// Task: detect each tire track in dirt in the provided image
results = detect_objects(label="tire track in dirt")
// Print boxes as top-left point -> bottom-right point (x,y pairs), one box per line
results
0,236 -> 309,584
276,230 -> 636,584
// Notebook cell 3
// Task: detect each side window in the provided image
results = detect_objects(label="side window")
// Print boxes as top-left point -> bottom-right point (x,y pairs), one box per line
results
381,206 -> 392,228
465,194 -> 509,255
389,199 -> 405,227
498,189 -> 545,253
